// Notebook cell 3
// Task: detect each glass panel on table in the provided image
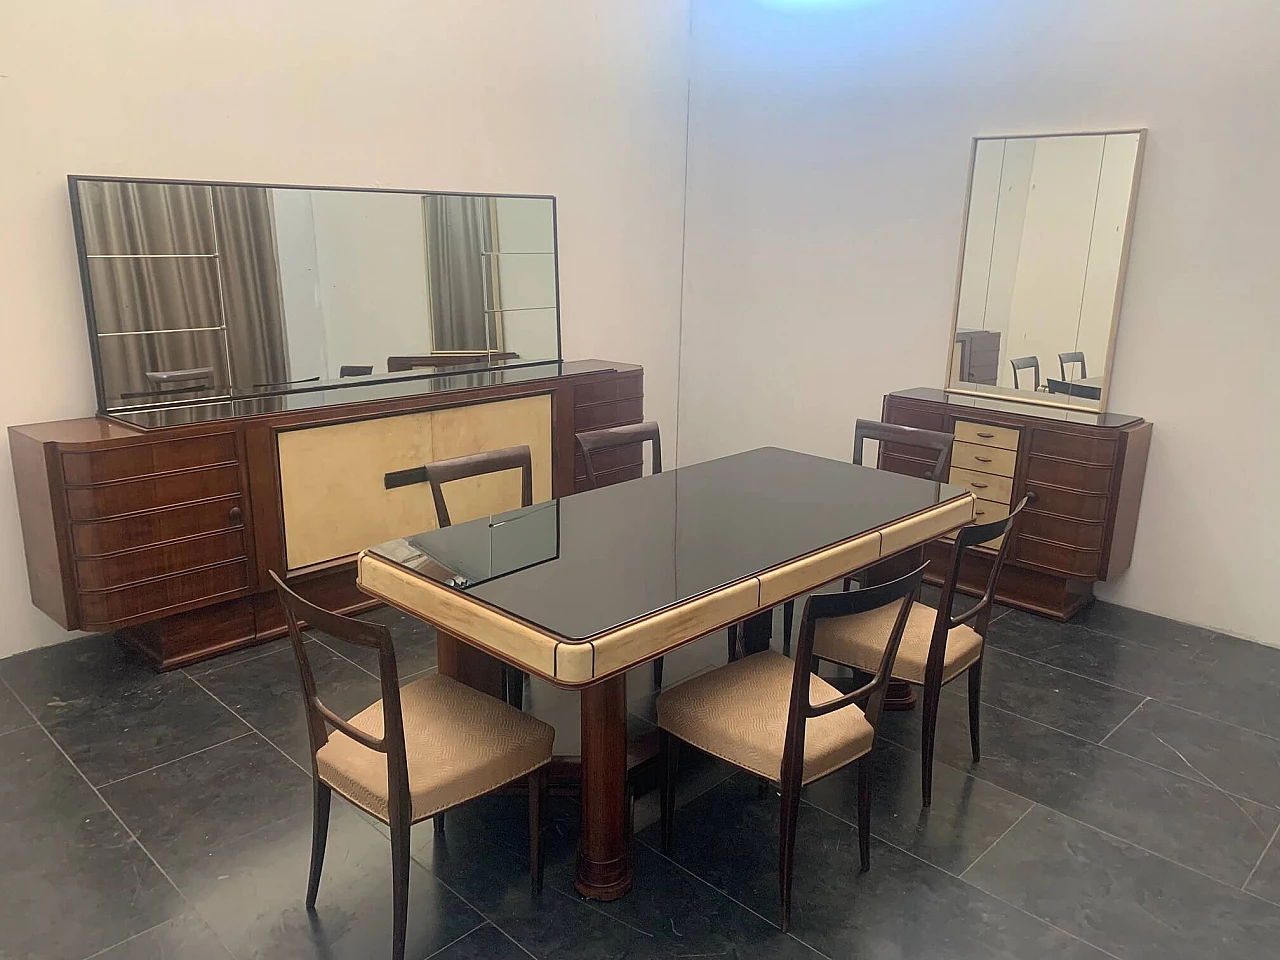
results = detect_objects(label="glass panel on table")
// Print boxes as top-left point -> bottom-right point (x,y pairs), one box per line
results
949,131 -> 1144,409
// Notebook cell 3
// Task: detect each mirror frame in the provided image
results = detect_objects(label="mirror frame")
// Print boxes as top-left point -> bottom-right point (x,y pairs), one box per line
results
943,128 -> 1147,412
67,175 -> 562,415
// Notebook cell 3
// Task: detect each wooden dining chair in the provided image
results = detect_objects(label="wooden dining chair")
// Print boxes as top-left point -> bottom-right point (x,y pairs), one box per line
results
777,419 -> 953,656
424,445 -> 534,709
575,421 -> 671,689
657,563 -> 927,932
270,572 -> 553,960
575,420 -> 662,489
1009,356 -> 1040,391
809,497 -> 1029,806
1057,351 -> 1087,381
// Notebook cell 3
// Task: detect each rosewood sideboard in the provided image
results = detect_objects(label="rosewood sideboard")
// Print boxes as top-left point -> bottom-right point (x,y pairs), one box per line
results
10,360 -> 643,669
881,387 -> 1152,619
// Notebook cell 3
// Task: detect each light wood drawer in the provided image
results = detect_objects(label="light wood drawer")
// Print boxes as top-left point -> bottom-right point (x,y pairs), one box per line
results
952,441 -> 1017,478
971,498 -> 1010,525
949,466 -> 1013,505
954,420 -> 1020,451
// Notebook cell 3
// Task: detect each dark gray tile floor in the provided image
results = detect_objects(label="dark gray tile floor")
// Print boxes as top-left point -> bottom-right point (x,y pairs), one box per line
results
2,600 -> 1279,959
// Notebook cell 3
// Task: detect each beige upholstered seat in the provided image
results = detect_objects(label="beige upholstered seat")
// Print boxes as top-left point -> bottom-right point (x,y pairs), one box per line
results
657,650 -> 874,785
813,601 -> 982,685
316,673 -> 555,821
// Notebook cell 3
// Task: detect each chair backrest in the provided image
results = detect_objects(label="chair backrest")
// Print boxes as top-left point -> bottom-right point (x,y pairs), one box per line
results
423,444 -> 534,528
575,421 -> 663,489
1010,356 -> 1040,391
781,563 -> 928,789
1057,351 -> 1087,381
339,365 -> 374,378
852,419 -> 953,482
270,571 -> 410,820
926,496 -> 1031,678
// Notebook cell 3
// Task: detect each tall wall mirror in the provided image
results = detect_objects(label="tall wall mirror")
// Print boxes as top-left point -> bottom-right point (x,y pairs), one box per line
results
70,177 -> 561,412
946,130 -> 1145,410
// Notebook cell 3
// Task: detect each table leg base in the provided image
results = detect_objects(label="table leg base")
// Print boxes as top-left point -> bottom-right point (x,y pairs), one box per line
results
574,850 -> 634,900
884,678 -> 917,711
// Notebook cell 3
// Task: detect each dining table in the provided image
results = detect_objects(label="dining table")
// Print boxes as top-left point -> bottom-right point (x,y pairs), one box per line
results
357,446 -> 975,900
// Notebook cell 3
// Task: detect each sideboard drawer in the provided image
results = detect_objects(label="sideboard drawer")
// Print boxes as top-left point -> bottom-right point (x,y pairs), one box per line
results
1021,511 -> 1106,551
71,496 -> 245,557
75,529 -> 247,591
949,466 -> 1013,504
1015,536 -> 1103,579
1029,429 -> 1118,466
971,499 -> 1011,525
954,420 -> 1020,451
78,559 -> 250,628
1025,456 -> 1113,495
65,465 -> 242,521
1025,482 -> 1110,522
952,441 -> 1017,478
62,433 -> 238,485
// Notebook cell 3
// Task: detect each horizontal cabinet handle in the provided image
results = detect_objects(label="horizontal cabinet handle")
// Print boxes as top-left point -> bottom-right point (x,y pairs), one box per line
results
971,482 -> 989,489
975,510 -> 986,516
975,456 -> 993,463
977,431 -> 995,439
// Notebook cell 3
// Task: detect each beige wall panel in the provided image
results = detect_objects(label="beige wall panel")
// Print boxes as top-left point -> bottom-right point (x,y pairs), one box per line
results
429,394 -> 553,526
589,578 -> 761,681
879,497 -> 976,557
278,410 -> 437,570
757,532 -> 882,608
357,553 -> 559,680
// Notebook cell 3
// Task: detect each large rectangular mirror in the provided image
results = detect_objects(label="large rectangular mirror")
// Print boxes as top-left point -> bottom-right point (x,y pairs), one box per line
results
946,130 -> 1145,410
70,177 -> 561,412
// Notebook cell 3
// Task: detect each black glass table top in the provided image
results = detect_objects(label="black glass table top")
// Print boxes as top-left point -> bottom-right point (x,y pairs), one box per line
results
368,447 -> 969,641
894,387 -> 1141,428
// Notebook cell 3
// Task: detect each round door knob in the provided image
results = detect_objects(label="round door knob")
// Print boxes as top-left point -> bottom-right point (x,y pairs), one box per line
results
229,505 -> 243,524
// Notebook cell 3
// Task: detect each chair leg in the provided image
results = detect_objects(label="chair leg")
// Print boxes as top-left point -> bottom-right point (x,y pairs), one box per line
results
921,679 -> 941,808
857,756 -> 871,873
968,657 -> 983,763
778,775 -> 802,933
660,729 -> 678,852
433,813 -> 445,835
529,767 -> 547,895
782,601 -> 794,657
390,818 -> 411,960
653,656 -> 665,691
505,667 -> 525,711
306,781 -> 332,909
727,623 -> 741,662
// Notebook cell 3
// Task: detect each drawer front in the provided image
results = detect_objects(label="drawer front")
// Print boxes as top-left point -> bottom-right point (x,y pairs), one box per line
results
572,396 -> 644,431
75,529 -> 247,591
954,420 -> 1020,452
62,433 -> 238,485
971,498 -> 1011,525
573,372 -> 643,405
71,496 -> 245,557
1025,456 -> 1113,495
1025,482 -> 1109,522
880,452 -> 939,480
1015,536 -> 1103,579
78,560 -> 250,628
884,403 -> 947,433
1021,511 -> 1106,551
951,441 -> 1017,478
65,465 -> 242,521
949,466 -> 1013,504
1029,429 -> 1118,466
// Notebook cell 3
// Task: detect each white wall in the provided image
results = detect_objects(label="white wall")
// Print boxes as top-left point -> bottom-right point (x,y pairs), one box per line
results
680,0 -> 1280,645
0,0 -> 691,656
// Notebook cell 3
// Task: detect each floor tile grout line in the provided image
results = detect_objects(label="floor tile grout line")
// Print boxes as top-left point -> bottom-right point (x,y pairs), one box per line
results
551,885 -> 656,938
634,836 -> 836,960
95,731 -> 256,789
0,676 -> 243,960
1097,696 -> 1150,745
0,720 -> 37,739
185,641 -> 288,680
423,873 -> 539,960
796,795 -> 1127,960
1244,821 -> 1280,892
420,919 -> 491,960
932,690 -> 1279,809
876,724 -> 1280,907
957,804 -> 1035,879
983,641 -> 1149,697
185,672 -> 313,777
77,917 -> 181,960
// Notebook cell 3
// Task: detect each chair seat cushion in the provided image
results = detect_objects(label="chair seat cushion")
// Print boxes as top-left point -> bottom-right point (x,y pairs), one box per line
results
315,673 -> 554,822
813,601 -> 982,685
656,650 -> 874,785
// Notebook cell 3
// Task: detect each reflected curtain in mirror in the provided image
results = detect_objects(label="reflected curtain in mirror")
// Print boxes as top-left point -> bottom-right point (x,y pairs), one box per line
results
423,195 -> 494,352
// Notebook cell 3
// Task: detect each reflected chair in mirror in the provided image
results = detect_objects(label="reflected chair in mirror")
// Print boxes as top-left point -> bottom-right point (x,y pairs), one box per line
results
656,563 -> 927,932
424,445 -> 534,708
575,421 -> 669,687
778,420 -> 952,656
270,572 -> 553,960
1009,356 -> 1041,391
1057,351 -> 1087,381
808,497 -> 1029,806
340,365 -> 374,378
